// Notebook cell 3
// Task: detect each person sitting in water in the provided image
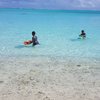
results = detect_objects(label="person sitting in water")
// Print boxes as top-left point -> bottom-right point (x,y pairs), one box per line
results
79,30 -> 86,39
32,31 -> 39,46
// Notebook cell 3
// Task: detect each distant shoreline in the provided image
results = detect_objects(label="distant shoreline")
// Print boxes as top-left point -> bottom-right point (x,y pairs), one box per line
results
0,8 -> 100,14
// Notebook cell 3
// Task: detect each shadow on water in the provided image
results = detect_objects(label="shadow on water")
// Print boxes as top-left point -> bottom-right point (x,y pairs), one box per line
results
70,38 -> 86,42
15,45 -> 33,49
70,38 -> 81,42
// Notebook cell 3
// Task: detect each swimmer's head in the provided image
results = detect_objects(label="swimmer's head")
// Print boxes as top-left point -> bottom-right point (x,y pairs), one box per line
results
81,30 -> 84,33
32,31 -> 36,36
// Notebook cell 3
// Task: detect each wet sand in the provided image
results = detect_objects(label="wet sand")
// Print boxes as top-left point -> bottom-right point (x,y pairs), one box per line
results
0,56 -> 100,100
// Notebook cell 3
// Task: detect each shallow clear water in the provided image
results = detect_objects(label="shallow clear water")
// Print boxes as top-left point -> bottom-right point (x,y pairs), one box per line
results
0,8 -> 100,58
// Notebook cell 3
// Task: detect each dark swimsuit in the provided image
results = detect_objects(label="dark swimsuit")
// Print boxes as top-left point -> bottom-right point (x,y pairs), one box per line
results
32,36 -> 39,46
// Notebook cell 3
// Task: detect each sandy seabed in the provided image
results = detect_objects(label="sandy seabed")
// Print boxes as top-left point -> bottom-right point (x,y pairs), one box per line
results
0,56 -> 100,100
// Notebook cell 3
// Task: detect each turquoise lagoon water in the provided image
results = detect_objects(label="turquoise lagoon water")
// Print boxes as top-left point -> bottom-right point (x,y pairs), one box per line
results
0,8 -> 100,58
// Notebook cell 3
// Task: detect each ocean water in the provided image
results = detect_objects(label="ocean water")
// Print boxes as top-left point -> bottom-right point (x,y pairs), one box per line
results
0,8 -> 100,58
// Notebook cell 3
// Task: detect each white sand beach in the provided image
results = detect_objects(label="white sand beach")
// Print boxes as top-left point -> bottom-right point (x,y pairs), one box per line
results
0,56 -> 100,100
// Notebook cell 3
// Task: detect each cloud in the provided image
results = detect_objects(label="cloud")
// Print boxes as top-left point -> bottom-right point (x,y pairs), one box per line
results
72,0 -> 100,9
0,0 -> 100,10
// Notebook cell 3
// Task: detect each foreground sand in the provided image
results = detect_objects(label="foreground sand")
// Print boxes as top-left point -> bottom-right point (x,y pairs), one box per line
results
0,56 -> 100,100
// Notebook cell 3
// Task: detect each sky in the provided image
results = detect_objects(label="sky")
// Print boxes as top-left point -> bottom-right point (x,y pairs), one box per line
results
0,0 -> 100,10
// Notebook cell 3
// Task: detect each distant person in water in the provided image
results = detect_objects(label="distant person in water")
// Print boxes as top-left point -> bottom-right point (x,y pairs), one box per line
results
79,30 -> 86,39
32,31 -> 39,46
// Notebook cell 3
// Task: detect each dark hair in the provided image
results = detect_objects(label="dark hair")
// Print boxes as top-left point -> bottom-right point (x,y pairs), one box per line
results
32,31 -> 36,36
81,30 -> 84,32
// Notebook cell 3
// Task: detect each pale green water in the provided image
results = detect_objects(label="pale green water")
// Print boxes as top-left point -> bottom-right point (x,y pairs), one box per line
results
0,8 -> 100,58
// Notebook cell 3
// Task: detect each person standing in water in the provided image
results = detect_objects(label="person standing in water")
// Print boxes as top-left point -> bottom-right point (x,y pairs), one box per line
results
79,30 -> 86,39
32,31 -> 39,46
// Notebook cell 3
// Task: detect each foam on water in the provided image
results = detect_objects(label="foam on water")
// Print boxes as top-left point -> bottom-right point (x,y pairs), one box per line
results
0,8 -> 100,58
